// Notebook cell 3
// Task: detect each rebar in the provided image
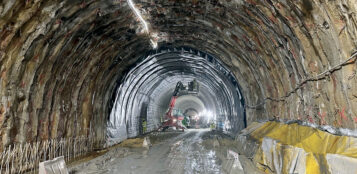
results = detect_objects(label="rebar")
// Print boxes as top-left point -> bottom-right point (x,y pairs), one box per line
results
0,135 -> 104,174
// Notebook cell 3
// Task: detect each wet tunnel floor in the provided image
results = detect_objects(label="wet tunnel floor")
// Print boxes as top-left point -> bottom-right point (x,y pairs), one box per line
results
69,129 -> 262,174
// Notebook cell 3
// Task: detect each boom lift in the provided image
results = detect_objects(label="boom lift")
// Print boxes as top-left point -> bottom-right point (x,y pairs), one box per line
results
159,79 -> 199,131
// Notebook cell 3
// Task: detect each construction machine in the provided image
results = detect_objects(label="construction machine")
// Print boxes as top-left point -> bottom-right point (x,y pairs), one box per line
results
159,79 -> 199,131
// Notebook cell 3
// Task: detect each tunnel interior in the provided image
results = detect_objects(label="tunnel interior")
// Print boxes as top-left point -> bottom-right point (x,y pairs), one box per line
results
107,47 -> 245,145
0,0 -> 357,173
1,0 -> 357,146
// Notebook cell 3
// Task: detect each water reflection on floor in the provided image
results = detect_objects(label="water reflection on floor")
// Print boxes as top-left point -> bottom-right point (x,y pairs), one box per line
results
70,129 -> 251,174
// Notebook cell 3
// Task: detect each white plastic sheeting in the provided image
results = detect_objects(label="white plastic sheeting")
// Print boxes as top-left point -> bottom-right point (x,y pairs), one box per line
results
107,47 -> 245,145
326,154 -> 357,174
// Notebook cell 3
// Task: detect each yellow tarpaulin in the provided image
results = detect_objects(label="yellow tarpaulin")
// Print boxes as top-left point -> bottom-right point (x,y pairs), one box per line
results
244,121 -> 357,174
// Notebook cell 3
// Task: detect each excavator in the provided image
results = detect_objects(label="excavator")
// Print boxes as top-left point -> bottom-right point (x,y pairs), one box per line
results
159,79 -> 199,131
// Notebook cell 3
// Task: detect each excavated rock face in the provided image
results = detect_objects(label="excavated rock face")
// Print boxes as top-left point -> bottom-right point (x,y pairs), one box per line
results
0,0 -> 356,147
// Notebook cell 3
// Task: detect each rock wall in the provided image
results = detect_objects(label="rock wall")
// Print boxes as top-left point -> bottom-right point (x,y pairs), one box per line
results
0,0 -> 356,148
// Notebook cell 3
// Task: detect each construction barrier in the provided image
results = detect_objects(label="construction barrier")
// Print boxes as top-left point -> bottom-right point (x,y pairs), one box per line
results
39,156 -> 68,174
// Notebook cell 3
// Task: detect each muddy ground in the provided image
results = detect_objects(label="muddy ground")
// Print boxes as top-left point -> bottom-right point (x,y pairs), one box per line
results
69,129 -> 262,174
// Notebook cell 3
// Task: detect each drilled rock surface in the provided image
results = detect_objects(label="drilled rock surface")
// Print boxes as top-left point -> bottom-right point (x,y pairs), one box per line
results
0,0 -> 356,148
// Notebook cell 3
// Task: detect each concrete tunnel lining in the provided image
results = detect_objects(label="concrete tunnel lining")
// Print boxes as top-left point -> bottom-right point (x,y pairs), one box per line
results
108,47 -> 245,145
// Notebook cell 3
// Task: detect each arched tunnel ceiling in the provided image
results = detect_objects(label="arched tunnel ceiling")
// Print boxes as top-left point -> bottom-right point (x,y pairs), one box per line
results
174,95 -> 206,114
107,48 -> 244,144
0,0 -> 357,147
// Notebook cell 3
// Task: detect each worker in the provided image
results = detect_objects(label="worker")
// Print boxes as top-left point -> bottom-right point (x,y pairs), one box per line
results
142,119 -> 147,134
182,116 -> 190,128
210,122 -> 216,130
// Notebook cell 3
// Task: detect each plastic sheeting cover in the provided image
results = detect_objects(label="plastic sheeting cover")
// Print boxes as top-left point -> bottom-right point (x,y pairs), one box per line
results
107,47 -> 245,145
243,121 -> 357,174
